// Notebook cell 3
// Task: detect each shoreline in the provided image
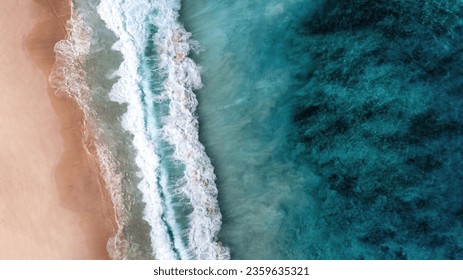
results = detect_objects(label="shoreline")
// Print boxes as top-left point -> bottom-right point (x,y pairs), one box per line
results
0,0 -> 116,259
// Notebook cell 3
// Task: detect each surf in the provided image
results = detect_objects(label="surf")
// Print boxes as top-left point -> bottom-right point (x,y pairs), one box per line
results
97,0 -> 228,259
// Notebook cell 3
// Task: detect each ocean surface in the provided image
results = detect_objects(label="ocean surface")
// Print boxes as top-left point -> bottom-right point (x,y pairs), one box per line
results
53,0 -> 463,259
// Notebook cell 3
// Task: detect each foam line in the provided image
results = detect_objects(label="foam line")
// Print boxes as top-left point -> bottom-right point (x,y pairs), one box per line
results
98,0 -> 229,259
97,0 -> 177,259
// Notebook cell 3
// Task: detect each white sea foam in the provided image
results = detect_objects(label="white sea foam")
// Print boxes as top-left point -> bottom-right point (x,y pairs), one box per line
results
150,0 -> 229,260
50,12 -> 91,112
98,0 -> 229,259
97,0 -> 179,260
50,8 -> 127,259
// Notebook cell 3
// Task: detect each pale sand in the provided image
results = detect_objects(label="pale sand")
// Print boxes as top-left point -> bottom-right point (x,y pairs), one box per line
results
0,0 -> 116,259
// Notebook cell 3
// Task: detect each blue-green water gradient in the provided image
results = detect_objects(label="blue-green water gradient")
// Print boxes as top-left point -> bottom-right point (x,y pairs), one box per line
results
181,0 -> 463,259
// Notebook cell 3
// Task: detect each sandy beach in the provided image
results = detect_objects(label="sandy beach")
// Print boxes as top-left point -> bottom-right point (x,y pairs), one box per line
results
0,0 -> 115,259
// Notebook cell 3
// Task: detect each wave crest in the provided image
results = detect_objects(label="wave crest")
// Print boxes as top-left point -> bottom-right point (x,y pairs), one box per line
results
98,0 -> 229,259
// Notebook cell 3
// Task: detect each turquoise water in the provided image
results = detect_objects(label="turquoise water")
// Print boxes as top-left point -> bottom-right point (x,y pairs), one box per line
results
180,0 -> 323,259
181,0 -> 463,259
57,0 -> 463,259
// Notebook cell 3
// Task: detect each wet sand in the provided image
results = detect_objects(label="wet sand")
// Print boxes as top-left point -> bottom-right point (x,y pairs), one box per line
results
0,0 -> 116,259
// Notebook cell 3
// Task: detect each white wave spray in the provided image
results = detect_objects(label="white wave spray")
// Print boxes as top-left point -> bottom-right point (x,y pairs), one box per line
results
151,0 -> 229,260
97,0 -> 178,260
97,0 -> 229,259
